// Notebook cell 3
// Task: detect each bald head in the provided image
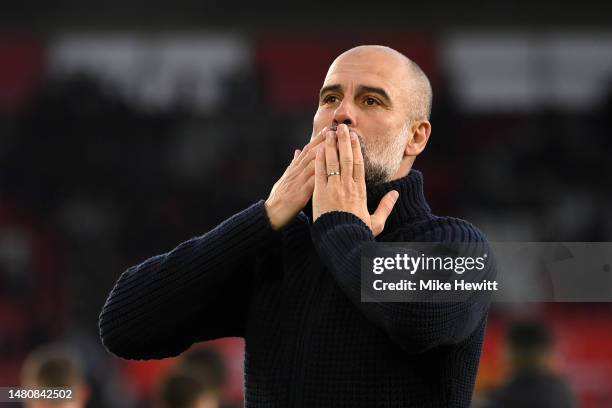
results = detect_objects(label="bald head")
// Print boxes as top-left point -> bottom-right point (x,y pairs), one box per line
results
329,45 -> 432,123
313,44 -> 433,184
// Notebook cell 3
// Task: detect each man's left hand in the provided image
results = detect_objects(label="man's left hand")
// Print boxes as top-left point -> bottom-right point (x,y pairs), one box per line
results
312,124 -> 399,237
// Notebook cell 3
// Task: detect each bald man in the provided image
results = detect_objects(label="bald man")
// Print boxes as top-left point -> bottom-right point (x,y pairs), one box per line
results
100,45 -> 493,407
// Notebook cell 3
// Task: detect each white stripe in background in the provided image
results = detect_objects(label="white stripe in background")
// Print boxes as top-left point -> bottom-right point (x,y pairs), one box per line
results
48,33 -> 252,112
441,32 -> 612,112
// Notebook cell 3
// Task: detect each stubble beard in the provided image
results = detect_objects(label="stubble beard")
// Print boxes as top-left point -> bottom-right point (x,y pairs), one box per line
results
358,123 -> 410,187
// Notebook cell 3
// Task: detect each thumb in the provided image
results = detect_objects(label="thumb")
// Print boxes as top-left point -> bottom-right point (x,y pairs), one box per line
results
370,190 -> 399,236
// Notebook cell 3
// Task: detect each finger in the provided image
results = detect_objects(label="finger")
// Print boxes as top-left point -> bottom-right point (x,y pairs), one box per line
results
296,127 -> 327,167
313,126 -> 328,142
350,130 -> 365,184
314,144 -> 328,188
298,158 -> 315,179
295,145 -> 323,176
324,130 -> 340,179
336,124 -> 353,183
303,174 -> 315,197
301,126 -> 327,156
293,149 -> 301,161
370,190 -> 399,236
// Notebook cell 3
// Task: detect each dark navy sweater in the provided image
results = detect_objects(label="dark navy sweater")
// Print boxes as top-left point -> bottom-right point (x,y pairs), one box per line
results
99,169 -> 492,407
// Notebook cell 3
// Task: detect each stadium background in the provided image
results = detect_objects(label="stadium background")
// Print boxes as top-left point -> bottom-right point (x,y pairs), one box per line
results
1,3 -> 612,407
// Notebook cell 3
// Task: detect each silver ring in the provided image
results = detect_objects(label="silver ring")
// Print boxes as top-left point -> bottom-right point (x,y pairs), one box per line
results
327,171 -> 341,177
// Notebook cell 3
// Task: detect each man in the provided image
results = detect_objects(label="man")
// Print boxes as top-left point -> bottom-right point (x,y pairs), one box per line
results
175,348 -> 240,408
479,321 -> 577,408
21,344 -> 90,408
100,45 -> 493,407
154,369 -> 221,408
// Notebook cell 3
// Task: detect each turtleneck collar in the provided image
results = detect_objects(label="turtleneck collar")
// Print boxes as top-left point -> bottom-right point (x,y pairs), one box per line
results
366,169 -> 432,229
301,169 -> 432,229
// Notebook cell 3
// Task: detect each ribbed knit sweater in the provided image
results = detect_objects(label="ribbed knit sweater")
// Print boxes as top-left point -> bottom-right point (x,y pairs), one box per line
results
99,169 -> 492,407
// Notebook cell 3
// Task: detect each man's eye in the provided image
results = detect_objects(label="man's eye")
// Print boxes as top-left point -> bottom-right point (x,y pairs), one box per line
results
365,97 -> 380,106
323,95 -> 339,104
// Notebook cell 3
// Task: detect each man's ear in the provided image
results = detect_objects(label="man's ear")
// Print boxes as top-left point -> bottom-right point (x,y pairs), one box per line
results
404,120 -> 431,157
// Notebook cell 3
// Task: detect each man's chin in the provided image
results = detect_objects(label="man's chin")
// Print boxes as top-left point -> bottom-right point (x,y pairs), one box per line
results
364,168 -> 390,187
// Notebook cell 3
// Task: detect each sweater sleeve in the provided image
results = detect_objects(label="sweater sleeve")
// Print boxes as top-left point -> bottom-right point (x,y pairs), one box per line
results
99,200 -> 280,360
310,211 -> 494,354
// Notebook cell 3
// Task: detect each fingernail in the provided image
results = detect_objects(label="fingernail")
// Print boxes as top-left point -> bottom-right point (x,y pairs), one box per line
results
350,133 -> 357,142
392,190 -> 399,200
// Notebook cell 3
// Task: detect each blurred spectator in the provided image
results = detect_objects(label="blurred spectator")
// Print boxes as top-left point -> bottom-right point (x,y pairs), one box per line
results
176,349 -> 225,391
479,321 -> 577,408
153,369 -> 220,408
175,348 -> 239,408
20,343 -> 90,408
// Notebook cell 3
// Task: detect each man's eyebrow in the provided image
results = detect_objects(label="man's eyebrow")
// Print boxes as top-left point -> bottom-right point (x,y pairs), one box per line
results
319,84 -> 343,99
319,84 -> 392,104
356,85 -> 391,103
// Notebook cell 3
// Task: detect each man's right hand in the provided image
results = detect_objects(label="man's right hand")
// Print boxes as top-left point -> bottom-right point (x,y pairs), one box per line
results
265,127 -> 328,231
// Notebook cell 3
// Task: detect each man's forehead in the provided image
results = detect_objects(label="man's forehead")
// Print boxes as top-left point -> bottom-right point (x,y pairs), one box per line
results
323,53 -> 409,97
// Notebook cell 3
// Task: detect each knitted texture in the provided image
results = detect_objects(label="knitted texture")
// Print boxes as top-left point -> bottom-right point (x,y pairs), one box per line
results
99,170 -> 493,407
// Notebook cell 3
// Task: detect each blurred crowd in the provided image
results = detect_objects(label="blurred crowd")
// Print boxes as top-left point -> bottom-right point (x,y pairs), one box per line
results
18,342 -> 238,408
1,35 -> 612,407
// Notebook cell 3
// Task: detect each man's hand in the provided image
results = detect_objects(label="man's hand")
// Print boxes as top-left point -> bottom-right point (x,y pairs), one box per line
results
312,124 -> 399,237
265,128 -> 327,231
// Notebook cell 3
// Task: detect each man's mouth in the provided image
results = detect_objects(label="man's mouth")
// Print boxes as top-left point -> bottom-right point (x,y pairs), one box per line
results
328,124 -> 362,146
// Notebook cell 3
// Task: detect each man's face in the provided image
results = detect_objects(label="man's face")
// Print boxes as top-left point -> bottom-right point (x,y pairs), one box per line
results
312,48 -> 412,185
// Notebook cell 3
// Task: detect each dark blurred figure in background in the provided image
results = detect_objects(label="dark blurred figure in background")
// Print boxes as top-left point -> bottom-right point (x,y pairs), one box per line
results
174,348 -> 239,408
480,321 -> 577,408
153,369 -> 220,408
20,344 -> 91,408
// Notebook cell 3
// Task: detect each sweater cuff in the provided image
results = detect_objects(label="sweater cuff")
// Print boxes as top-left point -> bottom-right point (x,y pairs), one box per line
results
250,200 -> 283,244
311,211 -> 375,245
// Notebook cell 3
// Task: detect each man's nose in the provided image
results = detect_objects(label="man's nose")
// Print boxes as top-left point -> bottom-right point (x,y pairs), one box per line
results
332,100 -> 355,127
